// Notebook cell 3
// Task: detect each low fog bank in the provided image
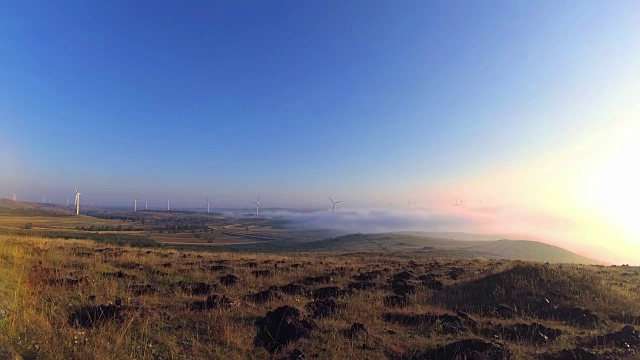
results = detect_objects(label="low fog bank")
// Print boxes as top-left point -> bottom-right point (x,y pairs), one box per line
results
261,207 -> 546,239
245,206 -> 636,265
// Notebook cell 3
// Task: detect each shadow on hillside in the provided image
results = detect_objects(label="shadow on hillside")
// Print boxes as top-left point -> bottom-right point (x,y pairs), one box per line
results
433,263 -> 637,327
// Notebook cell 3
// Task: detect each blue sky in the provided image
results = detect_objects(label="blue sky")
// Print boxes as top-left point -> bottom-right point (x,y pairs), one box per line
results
2,1 -> 639,210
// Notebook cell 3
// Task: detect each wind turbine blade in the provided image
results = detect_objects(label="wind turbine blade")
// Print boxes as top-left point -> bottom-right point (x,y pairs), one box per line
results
328,196 -> 335,204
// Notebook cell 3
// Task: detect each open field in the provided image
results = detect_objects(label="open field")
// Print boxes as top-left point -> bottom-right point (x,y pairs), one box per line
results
1,200 -> 638,359
1,234 -> 640,359
0,200 -> 604,264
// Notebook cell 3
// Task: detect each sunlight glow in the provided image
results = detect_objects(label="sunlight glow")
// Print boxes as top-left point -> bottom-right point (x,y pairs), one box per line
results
585,122 -> 640,244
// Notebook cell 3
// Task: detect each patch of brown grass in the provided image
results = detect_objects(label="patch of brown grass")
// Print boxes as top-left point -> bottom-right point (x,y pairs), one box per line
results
1,235 -> 639,359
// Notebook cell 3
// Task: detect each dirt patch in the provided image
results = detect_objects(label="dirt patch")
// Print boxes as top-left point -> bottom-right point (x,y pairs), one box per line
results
312,286 -> 346,299
246,290 -> 281,303
210,265 -> 230,271
486,322 -> 562,344
383,312 -> 477,334
392,271 -> 415,281
69,304 -> 125,328
354,270 -> 384,282
219,274 -> 239,286
544,307 -> 601,329
180,281 -> 215,296
254,305 -> 317,353
302,275 -> 333,284
384,295 -> 410,308
583,325 -> 639,348
252,269 -> 272,277
418,339 -> 510,360
537,348 -> 603,360
306,299 -> 339,318
278,283 -> 311,297
391,279 -> 416,296
348,281 -> 376,291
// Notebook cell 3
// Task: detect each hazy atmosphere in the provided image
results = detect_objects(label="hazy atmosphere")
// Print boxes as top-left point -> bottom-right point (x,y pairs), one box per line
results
2,1 -> 640,264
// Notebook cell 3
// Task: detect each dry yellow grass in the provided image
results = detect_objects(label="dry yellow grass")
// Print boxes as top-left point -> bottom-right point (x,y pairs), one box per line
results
1,233 -> 639,359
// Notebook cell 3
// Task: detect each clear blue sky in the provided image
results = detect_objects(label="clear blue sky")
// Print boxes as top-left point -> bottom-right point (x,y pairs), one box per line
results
2,1 -> 639,209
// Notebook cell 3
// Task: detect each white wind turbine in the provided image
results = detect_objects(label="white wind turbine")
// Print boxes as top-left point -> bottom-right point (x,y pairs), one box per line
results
167,200 -> 170,211
255,196 -> 260,216
12,192 -> 16,201
145,201 -> 148,210
74,187 -> 81,215
133,196 -> 137,212
329,196 -> 343,214
207,197 -> 212,213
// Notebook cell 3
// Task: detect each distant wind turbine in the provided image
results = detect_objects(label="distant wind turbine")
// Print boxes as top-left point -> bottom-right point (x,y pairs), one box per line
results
255,196 -> 260,217
329,196 -> 343,214
133,196 -> 137,212
145,201 -> 148,210
207,197 -> 212,213
12,192 -> 16,201
454,197 -> 460,206
74,187 -> 81,215
459,197 -> 467,206
167,200 -> 170,211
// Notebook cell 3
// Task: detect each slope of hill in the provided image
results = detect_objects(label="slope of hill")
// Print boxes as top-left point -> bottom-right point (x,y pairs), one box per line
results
466,239 -> 604,264
302,233 -> 602,264
399,231 -> 504,241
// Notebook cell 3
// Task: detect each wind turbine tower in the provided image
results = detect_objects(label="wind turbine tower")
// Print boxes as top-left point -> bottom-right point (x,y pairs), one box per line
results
255,196 -> 260,217
329,196 -> 343,214
207,197 -> 212,213
133,197 -> 137,212
74,187 -> 81,215
167,200 -> 170,211
12,193 -> 16,201
145,201 -> 148,210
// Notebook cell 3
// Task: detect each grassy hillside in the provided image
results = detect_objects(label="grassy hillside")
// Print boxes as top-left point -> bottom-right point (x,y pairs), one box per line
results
0,201 -> 602,264
467,239 -> 603,264
299,233 -> 601,264
1,234 -> 639,359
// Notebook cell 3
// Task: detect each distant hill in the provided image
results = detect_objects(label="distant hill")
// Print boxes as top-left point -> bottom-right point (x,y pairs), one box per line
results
303,233 -> 603,264
399,231 -> 504,241
0,198 -> 39,210
466,239 -> 604,264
